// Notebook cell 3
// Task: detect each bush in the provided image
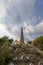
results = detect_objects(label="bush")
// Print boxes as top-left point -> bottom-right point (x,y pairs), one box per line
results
33,36 -> 43,51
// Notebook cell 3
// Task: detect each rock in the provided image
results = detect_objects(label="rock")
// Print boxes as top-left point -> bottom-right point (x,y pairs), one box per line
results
13,45 -> 43,65
29,63 -> 34,65
8,62 -> 14,65
21,55 -> 24,59
38,59 -> 43,65
29,55 -> 40,63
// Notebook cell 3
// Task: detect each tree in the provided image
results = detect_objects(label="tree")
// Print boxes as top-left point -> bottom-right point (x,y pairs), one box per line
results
0,36 -> 13,46
0,36 -> 14,65
27,41 -> 32,44
33,36 -> 43,51
0,46 -> 14,65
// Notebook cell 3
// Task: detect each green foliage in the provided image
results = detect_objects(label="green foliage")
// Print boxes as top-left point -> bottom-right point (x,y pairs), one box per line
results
0,35 -> 43,65
27,41 -> 32,44
0,36 -> 13,46
33,36 -> 43,51
0,47 -> 14,65
27,44 -> 31,48
16,43 -> 22,48
0,36 -> 14,65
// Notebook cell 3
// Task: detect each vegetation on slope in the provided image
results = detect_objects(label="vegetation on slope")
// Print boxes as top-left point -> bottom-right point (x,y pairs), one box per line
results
33,36 -> 43,51
0,36 -> 43,65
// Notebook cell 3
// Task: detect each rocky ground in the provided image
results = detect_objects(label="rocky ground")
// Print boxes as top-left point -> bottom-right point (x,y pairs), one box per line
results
12,44 -> 43,65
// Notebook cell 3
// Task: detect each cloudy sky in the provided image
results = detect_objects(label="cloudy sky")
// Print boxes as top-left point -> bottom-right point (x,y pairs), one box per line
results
0,0 -> 43,41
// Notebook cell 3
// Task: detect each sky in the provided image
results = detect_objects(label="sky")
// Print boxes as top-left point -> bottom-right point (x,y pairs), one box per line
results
0,0 -> 43,41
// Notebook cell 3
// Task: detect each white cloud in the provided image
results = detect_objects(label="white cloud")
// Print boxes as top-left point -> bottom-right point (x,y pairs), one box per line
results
24,20 -> 43,40
8,0 -> 15,3
9,0 -> 20,3
9,26 -> 20,41
1,0 -> 43,41
0,23 -> 11,38
26,35 -> 34,41
0,5 -> 7,19
36,21 -> 43,33
16,0 -> 35,20
24,20 -> 43,34
7,0 -> 36,21
0,23 -> 19,40
11,26 -> 19,32
24,22 -> 35,34
0,23 -> 7,31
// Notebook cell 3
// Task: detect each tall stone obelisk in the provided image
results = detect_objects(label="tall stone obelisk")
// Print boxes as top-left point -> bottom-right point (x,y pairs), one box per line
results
20,27 -> 24,44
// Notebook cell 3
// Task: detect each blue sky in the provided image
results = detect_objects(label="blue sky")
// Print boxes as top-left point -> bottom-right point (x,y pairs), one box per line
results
0,0 -> 43,41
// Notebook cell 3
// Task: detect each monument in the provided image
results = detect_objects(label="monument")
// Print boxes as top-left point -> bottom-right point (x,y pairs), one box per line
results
20,27 -> 25,44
